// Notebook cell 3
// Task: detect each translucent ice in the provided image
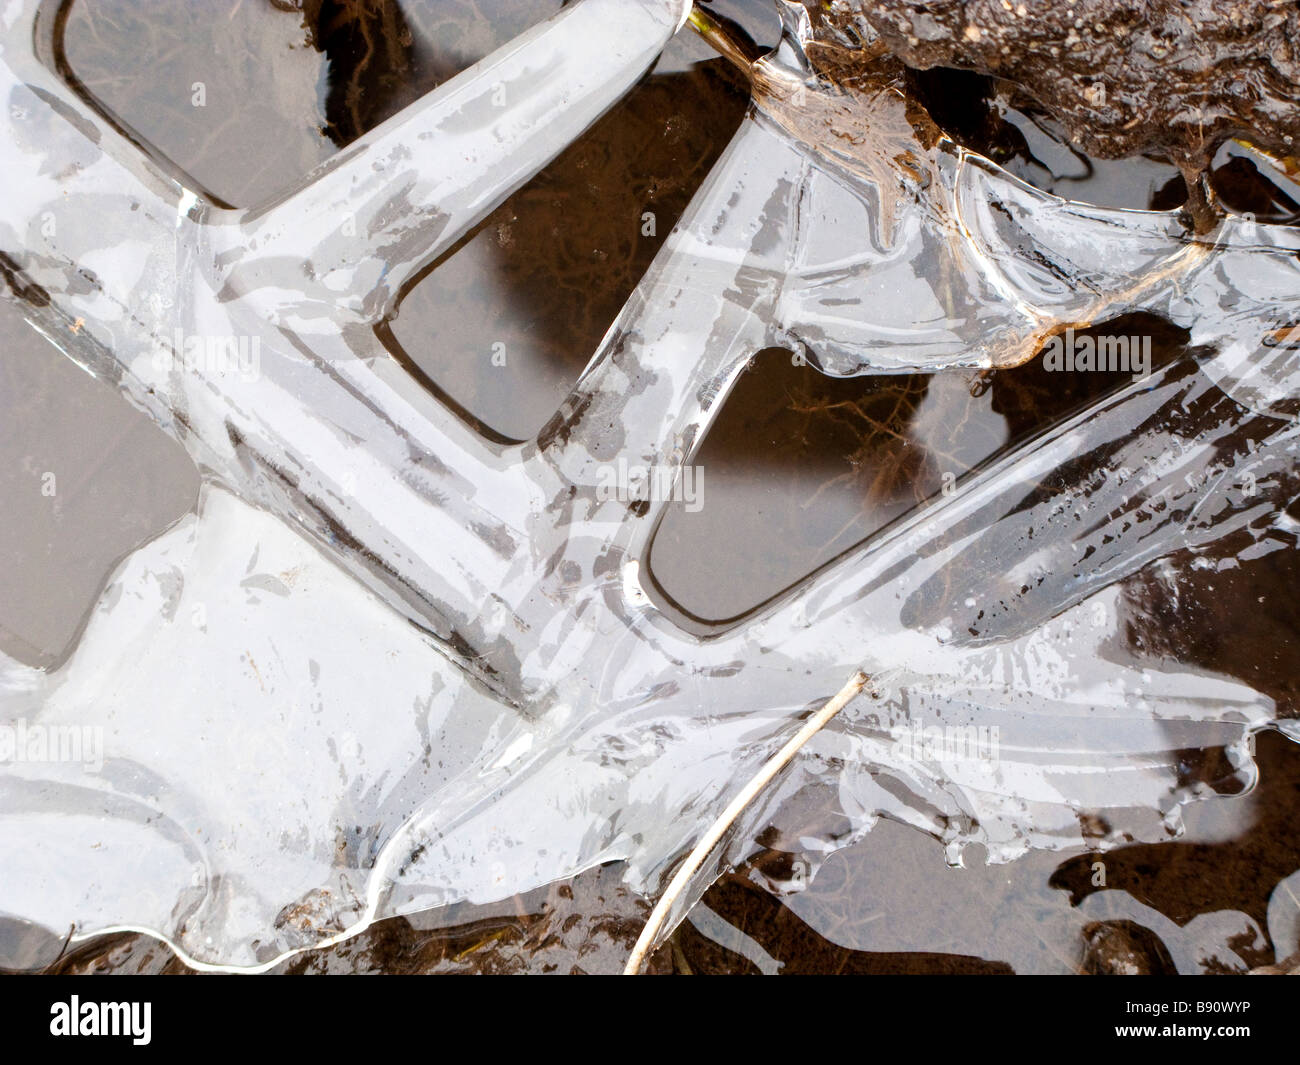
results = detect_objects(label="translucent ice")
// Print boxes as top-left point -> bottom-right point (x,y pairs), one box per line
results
1,0 -> 1297,968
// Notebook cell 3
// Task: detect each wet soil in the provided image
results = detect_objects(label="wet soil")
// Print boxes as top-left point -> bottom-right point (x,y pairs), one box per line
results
822,1 -> 1300,205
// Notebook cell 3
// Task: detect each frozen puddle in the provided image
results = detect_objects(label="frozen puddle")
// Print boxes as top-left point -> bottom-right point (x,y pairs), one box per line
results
1,0 -> 1299,968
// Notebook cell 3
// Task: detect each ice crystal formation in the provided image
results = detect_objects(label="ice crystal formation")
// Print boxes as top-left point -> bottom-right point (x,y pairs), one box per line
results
0,0 -> 1297,968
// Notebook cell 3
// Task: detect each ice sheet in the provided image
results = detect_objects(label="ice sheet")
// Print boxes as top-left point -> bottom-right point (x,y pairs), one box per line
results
1,0 -> 1297,968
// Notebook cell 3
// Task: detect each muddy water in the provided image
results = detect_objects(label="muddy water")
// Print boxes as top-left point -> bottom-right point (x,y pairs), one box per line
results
10,0 -> 1300,973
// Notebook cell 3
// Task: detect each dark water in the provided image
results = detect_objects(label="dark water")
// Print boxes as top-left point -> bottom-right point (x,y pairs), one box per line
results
13,0 -> 1299,974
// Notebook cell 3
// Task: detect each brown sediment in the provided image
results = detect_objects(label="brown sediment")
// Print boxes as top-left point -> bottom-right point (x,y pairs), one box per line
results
810,0 -> 1300,231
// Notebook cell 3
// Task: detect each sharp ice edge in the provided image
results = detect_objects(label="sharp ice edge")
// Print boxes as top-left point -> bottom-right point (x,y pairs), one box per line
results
0,0 -> 1297,967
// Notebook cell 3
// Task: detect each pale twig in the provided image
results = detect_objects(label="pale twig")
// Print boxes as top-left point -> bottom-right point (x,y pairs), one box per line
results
623,669 -> 870,974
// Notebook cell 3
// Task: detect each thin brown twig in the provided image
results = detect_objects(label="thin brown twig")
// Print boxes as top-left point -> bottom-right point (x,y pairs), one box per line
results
624,669 -> 870,974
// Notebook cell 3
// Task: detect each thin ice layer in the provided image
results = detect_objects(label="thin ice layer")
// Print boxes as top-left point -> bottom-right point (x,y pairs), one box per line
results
0,479 -> 1287,969
0,0 -> 1298,968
